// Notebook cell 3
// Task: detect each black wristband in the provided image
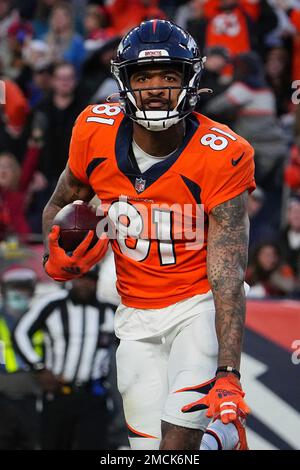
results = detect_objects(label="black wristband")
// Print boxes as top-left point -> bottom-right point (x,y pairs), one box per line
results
216,366 -> 241,380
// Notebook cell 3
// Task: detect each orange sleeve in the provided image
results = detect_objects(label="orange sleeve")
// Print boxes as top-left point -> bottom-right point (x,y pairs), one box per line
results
202,141 -> 256,214
67,107 -> 91,185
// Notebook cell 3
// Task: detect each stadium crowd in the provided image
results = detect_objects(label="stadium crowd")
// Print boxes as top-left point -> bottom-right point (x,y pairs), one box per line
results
0,0 -> 300,450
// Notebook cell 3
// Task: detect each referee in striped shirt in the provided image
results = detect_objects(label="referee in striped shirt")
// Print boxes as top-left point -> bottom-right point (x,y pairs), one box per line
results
13,265 -> 116,450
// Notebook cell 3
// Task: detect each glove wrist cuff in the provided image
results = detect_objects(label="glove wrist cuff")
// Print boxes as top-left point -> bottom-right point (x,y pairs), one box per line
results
216,366 -> 241,380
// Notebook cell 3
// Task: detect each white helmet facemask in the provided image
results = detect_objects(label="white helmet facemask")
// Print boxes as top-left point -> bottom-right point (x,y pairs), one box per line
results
118,67 -> 197,132
114,61 -> 202,132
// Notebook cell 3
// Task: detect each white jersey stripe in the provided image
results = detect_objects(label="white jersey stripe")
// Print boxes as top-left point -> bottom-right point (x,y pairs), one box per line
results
43,333 -> 53,370
63,302 -> 84,382
91,349 -> 110,380
76,306 -> 100,382
45,309 -> 66,375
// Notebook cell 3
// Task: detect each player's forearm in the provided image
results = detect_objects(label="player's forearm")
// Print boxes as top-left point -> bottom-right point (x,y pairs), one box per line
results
207,192 -> 249,370
211,277 -> 246,370
42,171 -> 70,250
42,202 -> 63,251
42,167 -> 94,252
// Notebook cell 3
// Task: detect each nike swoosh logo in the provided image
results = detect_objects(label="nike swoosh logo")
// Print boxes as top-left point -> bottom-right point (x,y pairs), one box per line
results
232,152 -> 245,166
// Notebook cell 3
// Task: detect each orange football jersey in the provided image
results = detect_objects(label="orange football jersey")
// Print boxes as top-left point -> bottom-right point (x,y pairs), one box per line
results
205,7 -> 251,57
68,104 -> 255,308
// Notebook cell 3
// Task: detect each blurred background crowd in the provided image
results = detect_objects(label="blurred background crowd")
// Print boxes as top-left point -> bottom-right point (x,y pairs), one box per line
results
0,0 -> 300,450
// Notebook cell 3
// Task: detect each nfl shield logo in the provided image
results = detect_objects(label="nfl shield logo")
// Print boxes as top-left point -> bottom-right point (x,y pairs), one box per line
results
135,177 -> 146,193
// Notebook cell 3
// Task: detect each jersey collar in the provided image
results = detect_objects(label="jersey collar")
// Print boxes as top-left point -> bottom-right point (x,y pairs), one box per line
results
115,114 -> 199,194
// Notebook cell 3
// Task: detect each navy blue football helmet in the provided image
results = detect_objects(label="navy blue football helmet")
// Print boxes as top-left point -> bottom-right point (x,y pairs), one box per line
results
111,19 -> 204,131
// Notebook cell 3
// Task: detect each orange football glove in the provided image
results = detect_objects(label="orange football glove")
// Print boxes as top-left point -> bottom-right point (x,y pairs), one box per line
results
44,225 -> 109,282
182,374 -> 250,424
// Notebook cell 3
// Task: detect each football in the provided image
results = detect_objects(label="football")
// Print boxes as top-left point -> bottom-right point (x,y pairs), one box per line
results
53,201 -> 100,252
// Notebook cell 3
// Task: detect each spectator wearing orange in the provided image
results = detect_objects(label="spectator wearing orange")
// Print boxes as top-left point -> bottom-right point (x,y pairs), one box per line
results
185,0 -> 277,65
0,62 -> 30,157
0,72 -> 29,141
176,0 -> 261,31
107,0 -> 166,35
205,0 -> 254,56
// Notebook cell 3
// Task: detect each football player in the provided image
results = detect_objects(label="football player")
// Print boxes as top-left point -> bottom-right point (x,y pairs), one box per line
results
42,20 -> 254,450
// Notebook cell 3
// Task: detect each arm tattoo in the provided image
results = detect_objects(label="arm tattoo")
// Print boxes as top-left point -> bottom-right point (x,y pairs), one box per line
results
42,166 -> 94,250
207,191 -> 249,370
